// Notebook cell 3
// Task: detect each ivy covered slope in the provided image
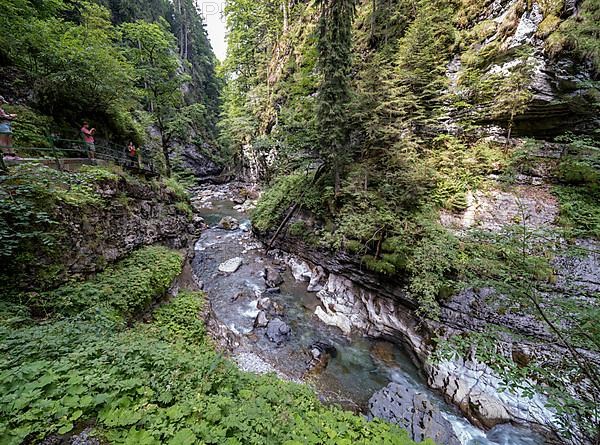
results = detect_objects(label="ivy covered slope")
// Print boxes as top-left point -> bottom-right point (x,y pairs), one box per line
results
220,0 -> 599,441
0,247 -> 426,445
0,0 -> 222,177
0,164 -> 195,295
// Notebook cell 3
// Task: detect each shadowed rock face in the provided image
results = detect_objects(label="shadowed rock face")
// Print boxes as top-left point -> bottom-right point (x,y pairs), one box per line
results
368,382 -> 461,445
179,143 -> 223,178
10,175 -> 197,292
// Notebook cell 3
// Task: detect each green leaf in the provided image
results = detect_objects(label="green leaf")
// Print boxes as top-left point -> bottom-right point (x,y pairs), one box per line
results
168,429 -> 196,445
58,422 -> 73,435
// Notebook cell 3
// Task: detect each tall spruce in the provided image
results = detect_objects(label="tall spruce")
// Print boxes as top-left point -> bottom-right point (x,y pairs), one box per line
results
316,0 -> 356,195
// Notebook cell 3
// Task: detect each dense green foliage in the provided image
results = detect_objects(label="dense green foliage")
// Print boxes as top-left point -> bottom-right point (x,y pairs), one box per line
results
0,164 -> 190,293
0,0 -> 220,175
33,246 -> 183,316
0,249 -> 426,445
223,0 -> 600,440
316,0 -> 357,194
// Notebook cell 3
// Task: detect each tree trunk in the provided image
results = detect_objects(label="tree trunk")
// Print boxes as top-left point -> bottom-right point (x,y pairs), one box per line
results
283,1 -> 289,33
370,0 -> 376,43
161,134 -> 172,177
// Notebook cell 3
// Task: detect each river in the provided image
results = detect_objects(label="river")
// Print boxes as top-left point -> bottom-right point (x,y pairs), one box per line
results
191,186 -> 546,445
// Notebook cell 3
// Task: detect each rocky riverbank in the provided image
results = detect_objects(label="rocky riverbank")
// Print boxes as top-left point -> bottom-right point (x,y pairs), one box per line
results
189,183 -> 549,445
262,181 -> 600,443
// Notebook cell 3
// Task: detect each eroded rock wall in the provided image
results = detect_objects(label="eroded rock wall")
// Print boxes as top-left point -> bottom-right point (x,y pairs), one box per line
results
25,177 -> 198,291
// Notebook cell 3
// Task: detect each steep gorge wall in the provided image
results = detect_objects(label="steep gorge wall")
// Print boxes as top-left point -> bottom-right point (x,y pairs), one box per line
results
1,165 -> 199,293
227,0 -> 599,181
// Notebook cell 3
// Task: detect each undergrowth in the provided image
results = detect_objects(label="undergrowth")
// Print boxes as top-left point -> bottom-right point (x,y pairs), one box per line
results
0,248 -> 426,445
29,246 -> 183,317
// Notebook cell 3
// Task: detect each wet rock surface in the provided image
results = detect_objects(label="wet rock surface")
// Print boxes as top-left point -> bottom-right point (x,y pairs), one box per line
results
305,341 -> 337,375
25,176 -> 195,292
218,257 -> 243,273
218,216 -> 239,230
40,428 -> 100,445
368,382 -> 461,445
266,318 -> 291,344
264,266 -> 284,287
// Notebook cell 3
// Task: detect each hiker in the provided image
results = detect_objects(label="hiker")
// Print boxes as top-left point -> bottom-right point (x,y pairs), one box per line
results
0,97 -> 18,159
80,121 -> 96,160
126,141 -> 137,167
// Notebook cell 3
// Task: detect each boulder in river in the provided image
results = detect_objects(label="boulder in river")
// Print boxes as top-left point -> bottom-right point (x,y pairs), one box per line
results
218,216 -> 239,230
266,318 -> 291,344
305,341 -> 337,376
307,265 -> 327,292
218,257 -> 243,273
257,297 -> 272,311
288,257 -> 312,282
368,382 -> 461,445
264,266 -> 284,287
233,195 -> 247,205
254,310 -> 269,328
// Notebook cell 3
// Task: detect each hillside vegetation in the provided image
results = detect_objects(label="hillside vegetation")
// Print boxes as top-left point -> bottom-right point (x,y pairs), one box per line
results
0,0 -> 221,175
0,247 -> 426,445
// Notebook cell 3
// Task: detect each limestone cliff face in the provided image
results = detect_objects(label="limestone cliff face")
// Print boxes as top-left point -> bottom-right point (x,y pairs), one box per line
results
446,0 -> 598,136
61,180 -> 196,276
273,243 -> 597,442
238,0 -> 598,179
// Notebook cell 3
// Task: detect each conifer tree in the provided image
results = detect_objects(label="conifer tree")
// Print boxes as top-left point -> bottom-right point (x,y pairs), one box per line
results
316,0 -> 356,195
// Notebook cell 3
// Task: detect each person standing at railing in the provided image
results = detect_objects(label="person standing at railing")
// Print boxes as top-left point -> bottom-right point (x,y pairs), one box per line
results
0,97 -> 19,160
80,121 -> 96,161
126,141 -> 137,168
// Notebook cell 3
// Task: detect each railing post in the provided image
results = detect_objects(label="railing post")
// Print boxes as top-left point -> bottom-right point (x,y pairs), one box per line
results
0,153 -> 8,174
49,138 -> 62,171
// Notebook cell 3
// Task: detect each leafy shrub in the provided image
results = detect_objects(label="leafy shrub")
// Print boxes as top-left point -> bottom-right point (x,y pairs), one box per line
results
557,160 -> 599,185
362,255 -> 397,275
553,186 -> 600,239
252,172 -> 329,233
4,105 -> 54,149
34,246 -> 183,316
163,177 -> 190,203
0,287 -> 426,445
288,220 -> 308,237
175,201 -> 193,219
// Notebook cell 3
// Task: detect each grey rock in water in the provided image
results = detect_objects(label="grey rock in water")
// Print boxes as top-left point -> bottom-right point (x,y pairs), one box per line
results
239,220 -> 252,232
257,297 -> 272,311
218,216 -> 239,230
233,195 -> 247,205
305,341 -> 337,375
218,257 -> 243,273
265,287 -> 281,294
264,266 -> 284,287
307,265 -> 327,292
368,382 -> 461,445
266,318 -> 291,344
40,428 -> 100,445
254,310 -> 269,328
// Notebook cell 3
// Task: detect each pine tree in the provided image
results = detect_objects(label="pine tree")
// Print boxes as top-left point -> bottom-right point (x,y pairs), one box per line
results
316,0 -> 356,195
